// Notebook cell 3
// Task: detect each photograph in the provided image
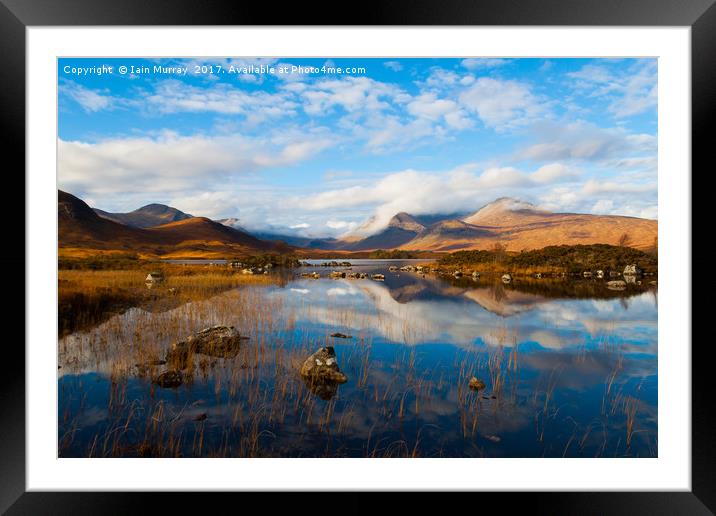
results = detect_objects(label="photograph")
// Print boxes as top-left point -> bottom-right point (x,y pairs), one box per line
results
57,56 -> 658,459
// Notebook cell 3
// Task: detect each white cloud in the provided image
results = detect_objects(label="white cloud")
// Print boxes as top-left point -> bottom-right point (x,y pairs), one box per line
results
582,179 -> 656,196
530,163 -> 576,183
461,58 -> 510,70
539,177 -> 657,220
611,156 -> 657,171
406,93 -> 472,130
60,83 -> 115,112
326,220 -> 358,230
359,115 -> 442,151
591,199 -> 614,213
515,121 -> 656,162
145,80 -> 298,124
58,130 -> 334,201
609,65 -> 657,118
327,287 -> 358,297
289,223 -> 310,229
568,64 -> 615,85
567,59 -> 657,118
458,77 -> 547,129
422,68 -> 462,89
167,191 -> 241,219
383,61 -> 403,71
300,76 -> 405,116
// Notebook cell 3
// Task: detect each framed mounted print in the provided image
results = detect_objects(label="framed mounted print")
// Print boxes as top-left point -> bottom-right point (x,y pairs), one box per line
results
3,0 -> 710,513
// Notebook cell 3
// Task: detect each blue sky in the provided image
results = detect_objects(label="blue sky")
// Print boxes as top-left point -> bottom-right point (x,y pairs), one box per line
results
58,57 -> 657,237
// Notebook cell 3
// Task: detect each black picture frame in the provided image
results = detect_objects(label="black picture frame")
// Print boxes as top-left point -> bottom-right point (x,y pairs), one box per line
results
2,0 -> 707,513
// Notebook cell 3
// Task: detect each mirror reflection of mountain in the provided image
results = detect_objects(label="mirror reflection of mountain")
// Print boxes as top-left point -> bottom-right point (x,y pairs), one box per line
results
278,270 -> 656,351
373,272 -> 654,311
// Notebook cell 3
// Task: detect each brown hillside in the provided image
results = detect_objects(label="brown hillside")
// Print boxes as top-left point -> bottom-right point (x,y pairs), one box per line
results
59,190 -> 283,257
147,217 -> 270,248
403,212 -> 657,252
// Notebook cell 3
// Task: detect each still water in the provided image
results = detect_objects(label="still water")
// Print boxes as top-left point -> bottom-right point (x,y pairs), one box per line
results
58,260 -> 657,458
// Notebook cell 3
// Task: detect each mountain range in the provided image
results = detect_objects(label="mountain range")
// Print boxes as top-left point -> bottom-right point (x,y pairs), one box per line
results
59,190 -> 288,258
302,198 -> 656,252
58,191 -> 658,257
394,198 -> 658,251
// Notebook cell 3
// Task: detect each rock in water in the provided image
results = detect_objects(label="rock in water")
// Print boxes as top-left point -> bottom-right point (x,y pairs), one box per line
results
153,369 -> 183,388
330,332 -> 352,339
501,274 -> 512,283
300,346 -> 348,384
169,325 -> 246,364
468,377 -> 486,391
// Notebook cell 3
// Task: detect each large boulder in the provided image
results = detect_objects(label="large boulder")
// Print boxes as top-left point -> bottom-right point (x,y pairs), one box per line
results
300,346 -> 348,384
168,325 -> 247,366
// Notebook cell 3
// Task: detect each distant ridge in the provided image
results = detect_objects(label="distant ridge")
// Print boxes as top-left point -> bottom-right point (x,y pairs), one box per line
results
94,203 -> 193,228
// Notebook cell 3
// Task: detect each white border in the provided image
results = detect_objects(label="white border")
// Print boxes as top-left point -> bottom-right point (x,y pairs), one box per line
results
27,27 -> 691,491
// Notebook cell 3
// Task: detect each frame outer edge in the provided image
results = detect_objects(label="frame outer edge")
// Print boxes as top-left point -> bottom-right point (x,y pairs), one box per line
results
3,0 -> 711,511
691,1 -> 716,512
0,0 -> 716,26
0,0 -> 27,514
